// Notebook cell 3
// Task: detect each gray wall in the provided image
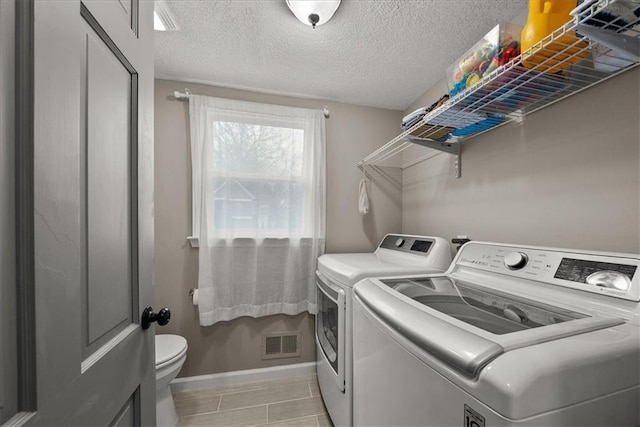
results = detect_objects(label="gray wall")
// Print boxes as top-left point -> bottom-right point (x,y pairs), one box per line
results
0,0 -> 17,422
401,68 -> 640,253
154,79 -> 403,377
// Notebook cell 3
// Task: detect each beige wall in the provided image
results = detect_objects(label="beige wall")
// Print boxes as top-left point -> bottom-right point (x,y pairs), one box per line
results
154,79 -> 403,377
401,68 -> 640,253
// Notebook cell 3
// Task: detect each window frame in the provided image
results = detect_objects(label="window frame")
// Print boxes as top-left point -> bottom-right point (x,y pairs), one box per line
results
189,106 -> 316,245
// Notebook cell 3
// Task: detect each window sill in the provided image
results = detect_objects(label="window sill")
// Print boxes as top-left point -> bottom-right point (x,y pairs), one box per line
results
187,236 -> 325,248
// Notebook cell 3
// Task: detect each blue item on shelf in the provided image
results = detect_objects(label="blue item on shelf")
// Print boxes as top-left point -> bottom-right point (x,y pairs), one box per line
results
450,79 -> 468,98
450,115 -> 505,137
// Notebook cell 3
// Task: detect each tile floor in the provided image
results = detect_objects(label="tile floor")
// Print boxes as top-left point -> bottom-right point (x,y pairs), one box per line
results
175,374 -> 333,427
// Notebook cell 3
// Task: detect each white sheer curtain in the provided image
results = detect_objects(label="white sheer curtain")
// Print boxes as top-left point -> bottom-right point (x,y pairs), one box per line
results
189,95 -> 326,326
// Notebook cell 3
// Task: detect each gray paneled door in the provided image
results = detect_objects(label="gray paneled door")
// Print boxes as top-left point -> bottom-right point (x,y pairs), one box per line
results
19,0 -> 156,425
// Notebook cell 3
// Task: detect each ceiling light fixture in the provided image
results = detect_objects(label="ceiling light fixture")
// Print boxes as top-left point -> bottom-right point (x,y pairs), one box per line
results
286,0 -> 341,29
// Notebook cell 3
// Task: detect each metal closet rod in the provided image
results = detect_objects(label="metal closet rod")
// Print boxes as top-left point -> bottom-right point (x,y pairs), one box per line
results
173,88 -> 331,119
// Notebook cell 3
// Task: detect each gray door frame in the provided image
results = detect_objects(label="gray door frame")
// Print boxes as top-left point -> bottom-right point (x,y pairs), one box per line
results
14,0 -> 37,414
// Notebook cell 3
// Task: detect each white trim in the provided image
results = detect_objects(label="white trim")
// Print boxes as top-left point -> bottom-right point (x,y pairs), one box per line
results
154,0 -> 179,31
3,412 -> 36,426
169,361 -> 317,393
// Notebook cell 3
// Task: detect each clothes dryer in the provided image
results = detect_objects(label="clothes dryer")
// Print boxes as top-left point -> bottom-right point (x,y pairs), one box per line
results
316,234 -> 452,426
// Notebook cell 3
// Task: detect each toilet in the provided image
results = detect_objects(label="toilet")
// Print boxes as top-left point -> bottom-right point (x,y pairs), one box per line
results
155,334 -> 188,426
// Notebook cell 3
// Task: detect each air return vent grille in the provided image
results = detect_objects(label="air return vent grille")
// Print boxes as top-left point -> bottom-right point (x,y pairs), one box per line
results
262,332 -> 300,360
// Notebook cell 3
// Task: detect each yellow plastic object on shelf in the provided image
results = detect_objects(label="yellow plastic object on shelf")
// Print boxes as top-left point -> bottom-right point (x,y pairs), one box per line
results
521,0 -> 588,73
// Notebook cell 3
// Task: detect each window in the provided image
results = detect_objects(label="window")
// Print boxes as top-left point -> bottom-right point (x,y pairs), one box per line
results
211,118 -> 307,235
189,95 -> 326,324
188,95 -> 326,244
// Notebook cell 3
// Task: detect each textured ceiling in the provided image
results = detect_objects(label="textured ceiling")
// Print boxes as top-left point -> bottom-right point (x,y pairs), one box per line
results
155,0 -> 528,110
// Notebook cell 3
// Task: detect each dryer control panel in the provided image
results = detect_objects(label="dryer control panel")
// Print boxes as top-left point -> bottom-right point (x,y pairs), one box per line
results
455,242 -> 640,302
378,234 -> 434,257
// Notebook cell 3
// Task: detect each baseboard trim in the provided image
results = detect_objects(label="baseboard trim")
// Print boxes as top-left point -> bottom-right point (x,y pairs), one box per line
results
170,361 -> 317,393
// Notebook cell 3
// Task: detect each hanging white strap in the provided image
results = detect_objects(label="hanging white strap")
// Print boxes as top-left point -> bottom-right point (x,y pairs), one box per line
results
358,178 -> 369,215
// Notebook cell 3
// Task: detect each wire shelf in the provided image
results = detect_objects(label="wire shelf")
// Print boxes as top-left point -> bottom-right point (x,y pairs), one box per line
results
357,0 -> 640,177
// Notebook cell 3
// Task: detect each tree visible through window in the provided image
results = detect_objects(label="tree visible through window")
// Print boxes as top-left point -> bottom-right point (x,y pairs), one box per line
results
211,120 -> 307,233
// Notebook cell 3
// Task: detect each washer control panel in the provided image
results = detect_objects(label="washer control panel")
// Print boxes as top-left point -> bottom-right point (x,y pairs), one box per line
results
456,242 -> 640,301
504,252 -> 529,270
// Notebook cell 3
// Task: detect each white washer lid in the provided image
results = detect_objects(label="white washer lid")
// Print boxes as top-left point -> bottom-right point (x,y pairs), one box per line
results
318,253 -> 444,287
156,334 -> 187,366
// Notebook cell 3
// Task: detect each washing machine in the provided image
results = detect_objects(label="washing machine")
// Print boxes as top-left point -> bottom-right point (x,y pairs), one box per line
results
316,234 -> 452,426
353,241 -> 640,426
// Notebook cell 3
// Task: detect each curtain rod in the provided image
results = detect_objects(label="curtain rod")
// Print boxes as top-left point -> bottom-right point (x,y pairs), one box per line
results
173,89 -> 330,119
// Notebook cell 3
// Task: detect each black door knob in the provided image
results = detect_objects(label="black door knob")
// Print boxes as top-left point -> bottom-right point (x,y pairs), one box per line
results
141,307 -> 171,330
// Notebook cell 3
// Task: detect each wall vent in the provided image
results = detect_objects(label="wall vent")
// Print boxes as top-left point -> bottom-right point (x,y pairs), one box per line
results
261,332 -> 301,360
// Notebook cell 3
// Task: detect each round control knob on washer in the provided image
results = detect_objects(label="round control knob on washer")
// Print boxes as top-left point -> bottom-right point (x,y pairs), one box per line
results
504,252 -> 528,270
395,238 -> 405,247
